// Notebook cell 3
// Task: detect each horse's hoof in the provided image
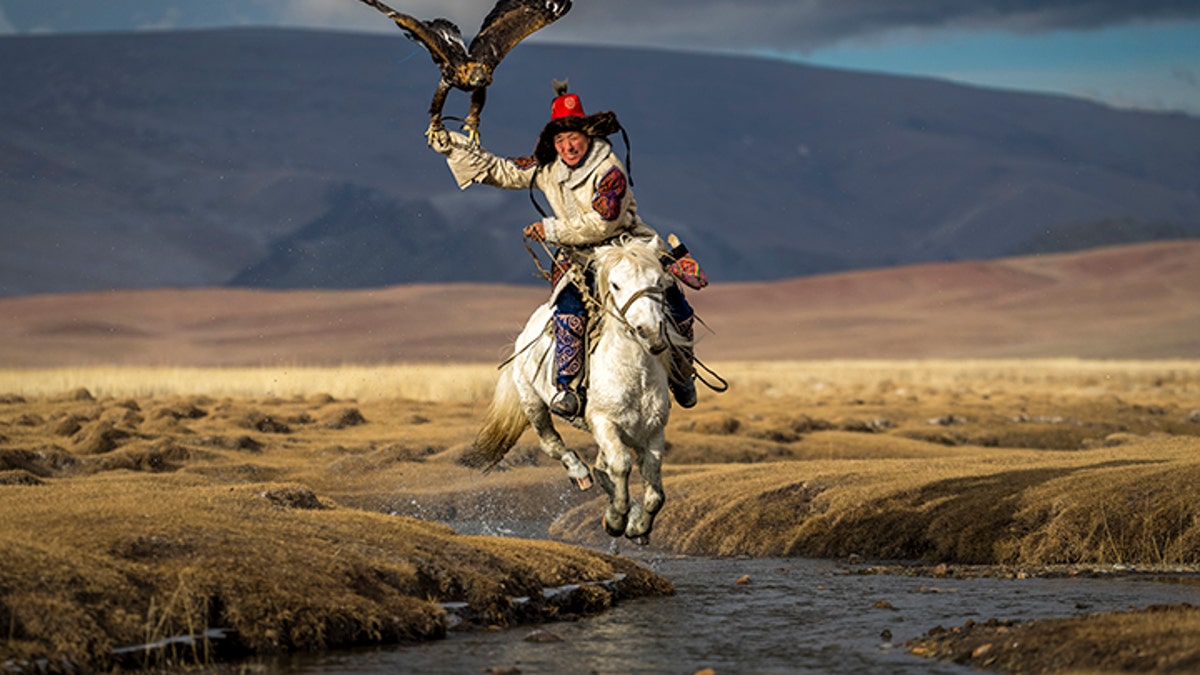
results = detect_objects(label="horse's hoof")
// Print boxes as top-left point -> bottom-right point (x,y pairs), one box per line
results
628,534 -> 650,546
569,473 -> 593,491
602,514 -> 625,537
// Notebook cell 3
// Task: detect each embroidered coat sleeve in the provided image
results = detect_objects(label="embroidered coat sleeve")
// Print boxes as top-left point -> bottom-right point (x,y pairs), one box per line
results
443,136 -> 536,191
542,163 -> 636,247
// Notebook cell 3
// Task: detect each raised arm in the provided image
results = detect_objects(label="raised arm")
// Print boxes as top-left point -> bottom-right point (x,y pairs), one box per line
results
429,130 -> 536,191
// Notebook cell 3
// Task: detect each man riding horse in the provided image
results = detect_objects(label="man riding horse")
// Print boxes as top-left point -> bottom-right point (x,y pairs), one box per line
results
429,80 -> 702,419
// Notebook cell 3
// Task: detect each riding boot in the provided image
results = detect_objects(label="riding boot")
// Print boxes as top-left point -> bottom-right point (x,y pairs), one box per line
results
670,314 -> 698,408
550,312 -> 586,418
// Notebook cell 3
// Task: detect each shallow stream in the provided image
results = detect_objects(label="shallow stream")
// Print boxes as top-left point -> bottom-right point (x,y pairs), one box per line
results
270,521 -> 1200,674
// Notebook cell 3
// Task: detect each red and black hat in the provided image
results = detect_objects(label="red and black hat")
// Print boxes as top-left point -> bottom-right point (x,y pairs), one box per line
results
534,79 -> 622,167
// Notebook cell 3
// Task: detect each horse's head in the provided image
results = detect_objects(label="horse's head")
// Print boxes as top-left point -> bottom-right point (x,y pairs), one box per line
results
593,237 -> 673,353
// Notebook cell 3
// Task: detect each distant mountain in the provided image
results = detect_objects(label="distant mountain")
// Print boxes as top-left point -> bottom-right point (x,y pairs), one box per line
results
1,28 -> 1198,296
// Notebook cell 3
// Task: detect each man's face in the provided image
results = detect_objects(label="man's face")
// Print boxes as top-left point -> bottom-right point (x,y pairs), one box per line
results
554,131 -> 590,167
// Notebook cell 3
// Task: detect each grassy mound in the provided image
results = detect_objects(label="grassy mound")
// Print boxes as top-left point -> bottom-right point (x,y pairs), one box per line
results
0,387 -> 671,671
0,473 -> 670,670
555,435 -> 1200,565
549,362 -> 1200,566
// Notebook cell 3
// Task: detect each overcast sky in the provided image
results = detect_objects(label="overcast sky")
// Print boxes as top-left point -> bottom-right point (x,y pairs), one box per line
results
2,0 -> 1199,115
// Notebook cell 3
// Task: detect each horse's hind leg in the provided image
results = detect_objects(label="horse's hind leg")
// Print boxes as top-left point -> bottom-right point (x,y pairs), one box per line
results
528,406 -> 593,490
625,437 -> 666,545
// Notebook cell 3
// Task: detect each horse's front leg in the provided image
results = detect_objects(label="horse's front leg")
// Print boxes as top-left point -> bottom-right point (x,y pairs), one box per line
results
624,436 -> 666,545
591,419 -> 632,537
527,404 -> 592,490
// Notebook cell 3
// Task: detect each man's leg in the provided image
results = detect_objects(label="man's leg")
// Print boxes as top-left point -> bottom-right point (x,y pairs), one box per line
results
665,284 -> 697,408
550,284 -> 586,418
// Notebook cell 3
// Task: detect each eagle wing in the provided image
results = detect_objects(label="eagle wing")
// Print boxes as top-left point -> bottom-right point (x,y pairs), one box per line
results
468,0 -> 572,69
354,0 -> 468,71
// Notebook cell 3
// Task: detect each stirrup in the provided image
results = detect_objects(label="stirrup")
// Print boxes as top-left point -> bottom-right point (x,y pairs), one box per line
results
550,389 -> 583,418
671,378 -> 697,409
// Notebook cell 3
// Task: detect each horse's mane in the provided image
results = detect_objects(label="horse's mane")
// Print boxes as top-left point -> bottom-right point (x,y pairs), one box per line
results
591,235 -> 664,293
589,235 -> 687,348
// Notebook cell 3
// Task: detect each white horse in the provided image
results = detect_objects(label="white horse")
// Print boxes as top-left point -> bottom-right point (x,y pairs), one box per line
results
465,235 -> 679,545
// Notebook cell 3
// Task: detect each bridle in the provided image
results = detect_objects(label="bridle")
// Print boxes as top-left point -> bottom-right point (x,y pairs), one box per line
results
512,234 -> 728,394
604,282 -> 670,355
524,232 -> 673,352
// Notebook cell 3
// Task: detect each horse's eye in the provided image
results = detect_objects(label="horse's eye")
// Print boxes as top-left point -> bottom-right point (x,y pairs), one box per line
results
611,282 -> 621,292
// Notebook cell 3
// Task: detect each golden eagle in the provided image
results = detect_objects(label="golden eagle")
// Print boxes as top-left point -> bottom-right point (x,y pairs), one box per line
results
354,0 -> 572,142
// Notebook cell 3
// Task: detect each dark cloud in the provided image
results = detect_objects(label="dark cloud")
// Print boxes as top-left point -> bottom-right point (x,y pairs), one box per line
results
0,0 -> 271,33
2,0 -> 1198,52
554,0 -> 1200,52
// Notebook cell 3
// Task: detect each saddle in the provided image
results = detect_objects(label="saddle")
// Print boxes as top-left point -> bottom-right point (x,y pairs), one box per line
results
548,238 -> 698,394
550,233 -> 708,290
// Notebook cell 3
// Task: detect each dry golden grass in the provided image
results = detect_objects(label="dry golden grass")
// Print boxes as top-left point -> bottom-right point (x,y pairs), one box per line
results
3,359 -> 1200,672
0,364 -> 500,402
717,358 -> 1200,398
554,436 -> 1200,566
908,603 -> 1200,672
551,360 -> 1200,567
3,357 -> 1195,401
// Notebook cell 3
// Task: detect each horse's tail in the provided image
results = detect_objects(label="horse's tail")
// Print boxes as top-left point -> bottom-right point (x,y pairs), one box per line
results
462,362 -> 529,472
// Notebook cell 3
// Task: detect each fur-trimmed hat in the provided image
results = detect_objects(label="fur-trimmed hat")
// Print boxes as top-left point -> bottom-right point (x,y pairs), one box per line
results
534,79 -> 622,167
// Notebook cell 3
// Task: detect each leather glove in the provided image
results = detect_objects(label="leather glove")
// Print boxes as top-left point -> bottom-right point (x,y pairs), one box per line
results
429,129 -> 475,156
428,128 -> 453,155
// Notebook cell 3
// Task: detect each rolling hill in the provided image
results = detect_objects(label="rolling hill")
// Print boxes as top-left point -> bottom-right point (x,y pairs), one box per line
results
1,241 -> 1195,367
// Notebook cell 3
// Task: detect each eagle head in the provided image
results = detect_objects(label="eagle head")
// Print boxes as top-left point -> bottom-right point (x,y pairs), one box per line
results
464,62 -> 492,88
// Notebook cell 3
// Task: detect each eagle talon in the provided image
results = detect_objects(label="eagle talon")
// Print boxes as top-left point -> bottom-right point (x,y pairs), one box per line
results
425,123 -> 450,149
462,123 -> 481,145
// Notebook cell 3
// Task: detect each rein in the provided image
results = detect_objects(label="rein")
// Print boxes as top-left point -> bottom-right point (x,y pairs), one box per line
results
524,235 -> 661,348
516,235 -> 728,394
611,286 -> 668,354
